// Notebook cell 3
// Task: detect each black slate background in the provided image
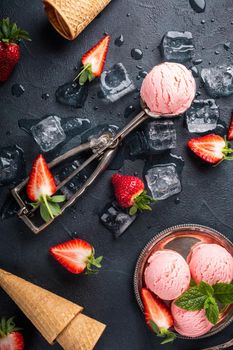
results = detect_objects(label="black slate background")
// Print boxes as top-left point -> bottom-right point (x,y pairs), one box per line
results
0,0 -> 233,349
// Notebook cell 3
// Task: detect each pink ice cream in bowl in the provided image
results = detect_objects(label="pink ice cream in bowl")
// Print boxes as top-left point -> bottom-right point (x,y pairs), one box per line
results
134,224 -> 233,340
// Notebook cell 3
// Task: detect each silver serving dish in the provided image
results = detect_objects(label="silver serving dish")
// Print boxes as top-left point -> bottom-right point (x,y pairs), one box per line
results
134,224 -> 233,339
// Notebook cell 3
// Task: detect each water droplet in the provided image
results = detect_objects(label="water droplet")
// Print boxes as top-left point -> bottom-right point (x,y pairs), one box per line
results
126,13 -> 131,17
41,93 -> 50,100
201,19 -> 206,24
215,50 -> 220,55
93,106 -> 98,110
11,84 -> 25,97
190,66 -> 199,77
174,197 -> 181,204
138,70 -> 147,78
189,0 -> 206,13
211,18 -> 215,23
192,58 -> 203,65
131,48 -> 143,60
115,34 -> 124,47
124,105 -> 135,118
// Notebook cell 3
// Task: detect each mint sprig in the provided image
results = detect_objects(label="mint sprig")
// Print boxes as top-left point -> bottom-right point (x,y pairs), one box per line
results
176,281 -> 233,325
149,321 -> 176,345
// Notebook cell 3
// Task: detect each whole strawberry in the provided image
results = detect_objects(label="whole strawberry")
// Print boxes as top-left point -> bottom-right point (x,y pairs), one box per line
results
0,18 -> 30,82
0,317 -> 24,350
112,174 -> 155,215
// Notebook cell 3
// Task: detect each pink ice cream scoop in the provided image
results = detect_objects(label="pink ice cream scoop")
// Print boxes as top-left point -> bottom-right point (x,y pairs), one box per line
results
188,243 -> 233,285
140,62 -> 196,116
144,250 -> 191,300
171,302 -> 213,337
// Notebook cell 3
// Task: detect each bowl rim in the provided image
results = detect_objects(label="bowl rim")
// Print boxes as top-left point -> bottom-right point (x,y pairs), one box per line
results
133,223 -> 233,340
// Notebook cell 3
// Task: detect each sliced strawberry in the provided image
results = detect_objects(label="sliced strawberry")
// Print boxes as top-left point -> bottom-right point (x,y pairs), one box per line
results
228,111 -> 233,140
112,174 -> 156,215
141,288 -> 175,344
27,155 -> 65,222
187,134 -> 233,164
76,35 -> 110,85
50,239 -> 103,274
0,317 -> 24,350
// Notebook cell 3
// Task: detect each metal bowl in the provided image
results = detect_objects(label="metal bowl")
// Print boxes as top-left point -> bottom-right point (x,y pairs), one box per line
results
134,224 -> 233,339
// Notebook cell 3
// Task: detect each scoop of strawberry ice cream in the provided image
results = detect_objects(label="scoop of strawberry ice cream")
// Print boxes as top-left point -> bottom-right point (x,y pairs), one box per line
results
187,243 -> 233,285
144,250 -> 191,300
171,302 -> 213,337
140,62 -> 196,116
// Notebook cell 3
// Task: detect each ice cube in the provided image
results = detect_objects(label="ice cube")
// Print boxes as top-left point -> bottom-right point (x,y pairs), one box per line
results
62,117 -> 91,137
186,99 -> 219,133
201,66 -> 233,97
100,201 -> 137,238
55,81 -> 88,108
145,164 -> 181,200
81,124 -> 119,143
54,160 -> 87,199
127,120 -> 176,156
160,31 -> 194,63
0,145 -> 26,186
100,63 -> 135,102
0,194 -> 20,220
31,116 -> 66,152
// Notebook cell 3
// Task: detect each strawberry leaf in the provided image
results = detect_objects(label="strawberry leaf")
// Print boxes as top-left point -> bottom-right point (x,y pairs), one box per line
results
48,202 -> 61,216
79,70 -> 88,85
129,205 -> 138,216
40,203 -> 51,222
49,195 -> 66,203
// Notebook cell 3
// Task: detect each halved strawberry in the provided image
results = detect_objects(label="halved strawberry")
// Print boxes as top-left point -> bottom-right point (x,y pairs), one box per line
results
112,174 -> 156,215
141,288 -> 176,344
187,134 -> 233,164
76,35 -> 110,85
27,155 -> 65,222
0,317 -> 24,350
228,111 -> 233,140
50,239 -> 103,274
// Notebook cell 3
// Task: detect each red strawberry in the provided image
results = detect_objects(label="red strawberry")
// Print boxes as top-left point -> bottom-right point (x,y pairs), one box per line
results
0,18 -> 30,82
0,317 -> 24,350
76,35 -> 110,85
111,174 -> 155,215
141,288 -> 175,344
50,239 -> 103,274
27,155 -> 65,222
187,134 -> 233,164
228,111 -> 233,140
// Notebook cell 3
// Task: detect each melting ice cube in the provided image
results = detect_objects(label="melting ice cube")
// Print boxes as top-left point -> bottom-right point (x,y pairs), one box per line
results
31,116 -> 66,152
100,63 -> 135,102
100,201 -> 137,238
145,164 -> 181,200
201,66 -> 233,97
186,99 -> 219,133
55,81 -> 88,108
127,120 -> 176,156
0,145 -> 26,186
54,160 -> 87,199
160,31 -> 194,63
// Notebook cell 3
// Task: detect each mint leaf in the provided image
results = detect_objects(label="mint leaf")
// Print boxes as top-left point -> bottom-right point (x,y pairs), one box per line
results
199,281 -> 214,297
204,297 -> 219,325
175,287 -> 207,311
190,279 -> 196,287
213,283 -> 233,305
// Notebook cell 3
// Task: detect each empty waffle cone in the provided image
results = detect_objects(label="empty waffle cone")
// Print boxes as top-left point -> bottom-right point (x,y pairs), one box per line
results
0,268 -> 82,344
43,0 -> 111,40
57,313 -> 106,350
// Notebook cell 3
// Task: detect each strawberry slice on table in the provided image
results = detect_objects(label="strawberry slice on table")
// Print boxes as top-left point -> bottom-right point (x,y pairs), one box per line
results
0,317 -> 24,350
50,239 -> 103,274
76,35 -> 110,85
141,288 -> 176,344
0,18 -> 30,82
111,174 -> 156,215
228,111 -> 233,140
187,134 -> 233,164
27,154 -> 65,222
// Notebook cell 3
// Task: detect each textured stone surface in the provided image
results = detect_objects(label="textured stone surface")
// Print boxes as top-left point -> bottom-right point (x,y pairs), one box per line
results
0,0 -> 233,349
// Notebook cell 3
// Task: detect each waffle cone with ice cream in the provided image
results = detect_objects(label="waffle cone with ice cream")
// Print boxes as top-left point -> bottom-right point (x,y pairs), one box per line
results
0,268 -> 106,350
43,0 -> 111,40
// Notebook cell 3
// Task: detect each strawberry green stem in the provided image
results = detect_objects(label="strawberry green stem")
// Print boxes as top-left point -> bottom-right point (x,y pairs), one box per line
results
42,194 -> 54,219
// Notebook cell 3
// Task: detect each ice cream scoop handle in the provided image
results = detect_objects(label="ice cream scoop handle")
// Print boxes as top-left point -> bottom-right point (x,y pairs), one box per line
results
200,339 -> 233,350
111,110 -> 149,144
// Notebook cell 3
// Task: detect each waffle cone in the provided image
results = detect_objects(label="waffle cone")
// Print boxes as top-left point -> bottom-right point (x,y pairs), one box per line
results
57,313 -> 106,350
43,0 -> 111,40
0,269 -> 82,344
